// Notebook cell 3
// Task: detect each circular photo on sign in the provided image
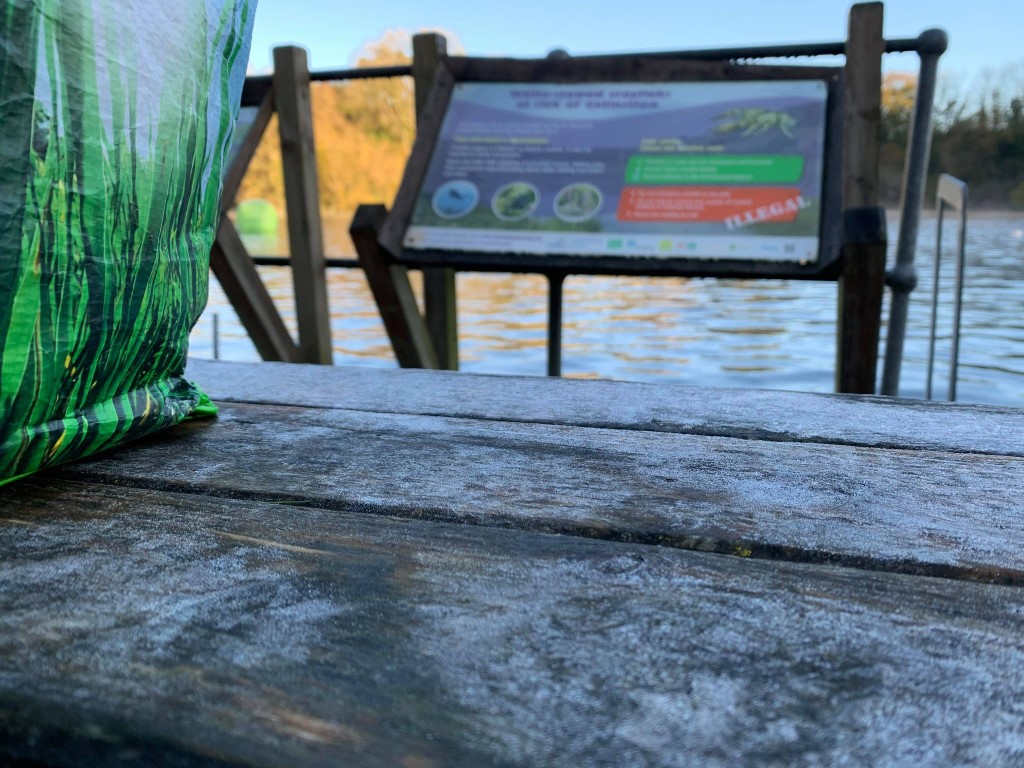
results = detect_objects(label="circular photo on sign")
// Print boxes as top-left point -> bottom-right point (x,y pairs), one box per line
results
491,182 -> 540,221
553,183 -> 603,223
432,180 -> 479,219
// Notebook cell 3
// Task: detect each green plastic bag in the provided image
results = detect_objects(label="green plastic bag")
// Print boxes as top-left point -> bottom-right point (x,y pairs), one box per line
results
0,0 -> 255,485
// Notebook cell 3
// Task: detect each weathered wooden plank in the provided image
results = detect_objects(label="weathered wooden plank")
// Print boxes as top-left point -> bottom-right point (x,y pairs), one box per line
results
836,2 -> 886,393
273,45 -> 332,365
3,480 -> 1024,766
48,401 -> 1024,583
208,223 -> 301,363
185,359 -> 1024,457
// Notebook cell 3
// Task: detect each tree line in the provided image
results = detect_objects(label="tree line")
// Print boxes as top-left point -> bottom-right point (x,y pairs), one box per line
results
236,45 -> 1024,216
881,67 -> 1024,209
236,36 -> 415,216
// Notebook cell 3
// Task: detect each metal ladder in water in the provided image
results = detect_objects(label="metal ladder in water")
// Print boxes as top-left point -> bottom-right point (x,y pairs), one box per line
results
925,174 -> 969,402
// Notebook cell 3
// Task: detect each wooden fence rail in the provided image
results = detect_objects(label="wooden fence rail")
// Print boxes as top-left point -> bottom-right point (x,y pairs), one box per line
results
214,50 -> 416,366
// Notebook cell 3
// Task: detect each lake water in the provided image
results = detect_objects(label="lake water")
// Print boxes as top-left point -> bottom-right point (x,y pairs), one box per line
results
191,212 -> 1024,406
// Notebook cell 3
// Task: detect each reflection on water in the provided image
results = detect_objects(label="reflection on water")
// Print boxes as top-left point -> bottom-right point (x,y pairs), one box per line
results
192,213 -> 1024,406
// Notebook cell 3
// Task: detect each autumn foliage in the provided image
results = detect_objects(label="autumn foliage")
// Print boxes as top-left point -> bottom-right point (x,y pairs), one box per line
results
237,42 -> 1024,214
236,37 -> 415,214
881,68 -> 1024,208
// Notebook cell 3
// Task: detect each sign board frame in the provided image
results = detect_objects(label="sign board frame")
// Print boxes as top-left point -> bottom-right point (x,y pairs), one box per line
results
380,55 -> 845,280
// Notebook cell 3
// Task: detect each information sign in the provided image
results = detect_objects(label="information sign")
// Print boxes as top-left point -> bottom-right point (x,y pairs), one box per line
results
403,80 -> 830,263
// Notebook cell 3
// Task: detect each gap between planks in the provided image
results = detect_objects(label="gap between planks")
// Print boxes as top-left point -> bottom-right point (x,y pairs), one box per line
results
205,396 -> 1024,459
54,471 -> 1024,590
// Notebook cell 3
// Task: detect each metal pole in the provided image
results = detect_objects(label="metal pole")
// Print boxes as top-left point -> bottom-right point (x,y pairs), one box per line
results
212,313 -> 220,361
880,29 -> 948,396
948,194 -> 968,401
925,204 -> 943,400
547,273 -> 565,377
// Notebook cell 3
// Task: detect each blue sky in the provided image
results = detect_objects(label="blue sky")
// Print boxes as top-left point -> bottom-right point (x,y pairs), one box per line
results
248,0 -> 1021,85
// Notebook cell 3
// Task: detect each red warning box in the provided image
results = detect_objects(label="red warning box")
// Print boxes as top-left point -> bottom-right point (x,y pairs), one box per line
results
617,186 -> 804,224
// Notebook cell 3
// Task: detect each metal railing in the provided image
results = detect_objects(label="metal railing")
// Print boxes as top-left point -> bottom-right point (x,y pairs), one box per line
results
241,64 -> 412,107
879,29 -> 948,395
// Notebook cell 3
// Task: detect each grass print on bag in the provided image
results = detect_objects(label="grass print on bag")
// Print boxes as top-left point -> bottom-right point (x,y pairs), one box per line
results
0,0 -> 255,485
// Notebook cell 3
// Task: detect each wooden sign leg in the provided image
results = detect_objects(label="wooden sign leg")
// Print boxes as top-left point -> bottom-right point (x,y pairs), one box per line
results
350,205 -> 439,369
413,33 -> 459,371
836,2 -> 886,394
423,268 -> 458,371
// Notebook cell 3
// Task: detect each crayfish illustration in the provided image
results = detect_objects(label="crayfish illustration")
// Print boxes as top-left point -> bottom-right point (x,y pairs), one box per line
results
715,108 -> 797,138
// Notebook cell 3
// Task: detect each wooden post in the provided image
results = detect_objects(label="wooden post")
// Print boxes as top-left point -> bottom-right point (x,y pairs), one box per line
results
836,2 -> 887,394
350,205 -> 439,369
413,33 -> 459,371
273,45 -> 333,365
208,88 -> 300,363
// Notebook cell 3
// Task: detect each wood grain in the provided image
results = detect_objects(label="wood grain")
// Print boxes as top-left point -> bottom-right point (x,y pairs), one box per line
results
186,359 -> 1024,457
412,33 -> 458,371
836,2 -> 887,393
46,399 -> 1024,584
273,46 -> 332,365
4,481 -> 1024,766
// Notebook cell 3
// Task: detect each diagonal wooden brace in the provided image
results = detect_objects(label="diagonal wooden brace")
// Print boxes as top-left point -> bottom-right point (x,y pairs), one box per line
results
220,88 -> 275,216
350,204 -> 439,369
210,217 -> 300,363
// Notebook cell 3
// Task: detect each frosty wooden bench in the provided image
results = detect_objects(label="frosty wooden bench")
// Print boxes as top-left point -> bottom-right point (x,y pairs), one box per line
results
3,359 -> 1024,766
